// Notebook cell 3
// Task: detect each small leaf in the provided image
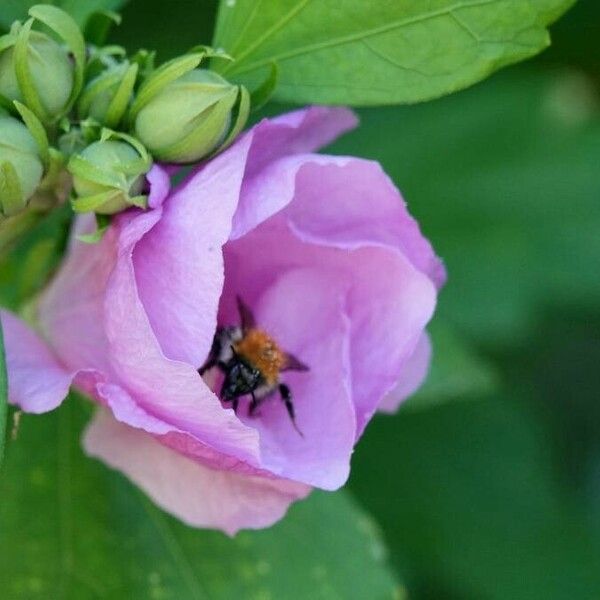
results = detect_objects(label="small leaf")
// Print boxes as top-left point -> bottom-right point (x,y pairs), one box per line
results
213,85 -> 250,154
104,62 -> 138,128
71,189 -> 121,213
0,398 -> 402,599
0,161 -> 24,216
13,19 -> 48,122
128,53 -> 204,121
214,0 -> 576,106
13,100 -> 50,167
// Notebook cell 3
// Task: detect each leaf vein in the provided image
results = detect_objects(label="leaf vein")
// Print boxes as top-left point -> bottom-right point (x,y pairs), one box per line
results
228,0 -> 526,76
224,0 -> 313,71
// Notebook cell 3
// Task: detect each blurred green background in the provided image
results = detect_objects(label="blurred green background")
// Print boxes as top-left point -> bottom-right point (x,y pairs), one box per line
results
2,1 -> 600,598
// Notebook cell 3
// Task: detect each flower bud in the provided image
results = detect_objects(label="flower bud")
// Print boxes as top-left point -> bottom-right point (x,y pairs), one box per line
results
69,135 -> 152,215
0,112 -> 44,217
78,61 -> 138,129
133,69 -> 241,163
0,25 -> 74,122
0,6 -> 85,124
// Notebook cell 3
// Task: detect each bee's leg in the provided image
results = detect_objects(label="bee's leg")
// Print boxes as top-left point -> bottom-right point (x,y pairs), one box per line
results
249,389 -> 268,417
198,344 -> 219,375
279,384 -> 304,438
248,390 -> 259,416
198,358 -> 216,376
199,331 -> 225,375
232,397 -> 239,414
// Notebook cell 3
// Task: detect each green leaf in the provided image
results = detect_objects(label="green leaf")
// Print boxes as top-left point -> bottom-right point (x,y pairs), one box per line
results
0,0 -> 129,29
403,320 -> 498,412
0,320 -> 7,469
213,0 -> 575,106
0,399 -> 402,599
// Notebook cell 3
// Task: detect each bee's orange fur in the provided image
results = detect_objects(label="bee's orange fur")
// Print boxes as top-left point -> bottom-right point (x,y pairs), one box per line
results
234,329 -> 286,385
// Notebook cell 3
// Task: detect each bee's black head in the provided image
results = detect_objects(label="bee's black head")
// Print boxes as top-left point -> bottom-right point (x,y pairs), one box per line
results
221,360 -> 262,400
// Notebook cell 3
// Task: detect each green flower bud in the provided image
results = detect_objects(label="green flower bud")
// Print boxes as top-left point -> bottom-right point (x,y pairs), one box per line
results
0,6 -> 85,124
0,112 -> 44,217
78,61 -> 139,129
0,26 -> 72,120
133,69 -> 242,163
69,134 -> 152,215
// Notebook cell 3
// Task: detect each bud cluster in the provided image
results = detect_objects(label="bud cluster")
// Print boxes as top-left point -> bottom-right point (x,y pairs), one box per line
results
0,5 -> 250,229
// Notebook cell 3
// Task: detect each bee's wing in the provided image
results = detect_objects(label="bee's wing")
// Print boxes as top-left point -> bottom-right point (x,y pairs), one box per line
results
283,352 -> 310,372
236,295 -> 256,332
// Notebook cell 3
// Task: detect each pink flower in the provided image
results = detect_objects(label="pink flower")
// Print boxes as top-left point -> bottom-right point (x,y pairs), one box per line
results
1,107 -> 444,534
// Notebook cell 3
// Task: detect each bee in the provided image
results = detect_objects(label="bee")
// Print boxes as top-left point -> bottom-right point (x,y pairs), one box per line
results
199,297 -> 309,436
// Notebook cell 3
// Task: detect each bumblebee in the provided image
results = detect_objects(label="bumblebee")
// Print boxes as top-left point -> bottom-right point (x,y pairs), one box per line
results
199,297 -> 309,436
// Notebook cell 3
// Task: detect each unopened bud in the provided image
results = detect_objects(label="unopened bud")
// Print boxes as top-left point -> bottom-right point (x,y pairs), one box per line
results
133,69 -> 243,163
0,5 -> 84,123
0,112 -> 44,217
68,134 -> 152,215
79,61 -> 138,129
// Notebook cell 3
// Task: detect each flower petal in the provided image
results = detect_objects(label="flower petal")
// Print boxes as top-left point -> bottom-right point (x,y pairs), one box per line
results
104,207 -> 261,465
0,311 -> 72,413
146,164 -> 171,209
83,409 -> 311,535
96,381 -> 272,476
134,135 -> 253,367
230,107 -> 357,239
38,220 -> 118,375
378,333 -> 432,413
285,157 -> 446,288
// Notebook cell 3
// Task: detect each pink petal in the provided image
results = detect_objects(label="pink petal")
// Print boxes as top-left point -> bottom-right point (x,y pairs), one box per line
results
96,382 -> 272,477
231,107 -> 357,239
38,219 -> 118,376
146,164 -> 171,209
134,134 -> 254,367
83,409 -> 311,535
0,311 -> 72,413
285,157 -> 446,288
379,333 -> 432,413
104,207 -> 262,466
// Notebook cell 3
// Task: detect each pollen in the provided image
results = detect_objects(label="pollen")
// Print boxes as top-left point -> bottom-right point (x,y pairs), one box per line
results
234,329 -> 286,385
